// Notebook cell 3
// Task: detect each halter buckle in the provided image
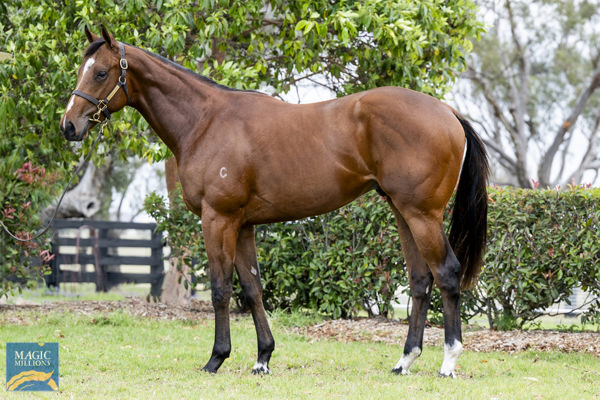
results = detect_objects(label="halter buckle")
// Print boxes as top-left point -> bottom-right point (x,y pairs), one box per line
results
120,58 -> 128,70
91,110 -> 103,123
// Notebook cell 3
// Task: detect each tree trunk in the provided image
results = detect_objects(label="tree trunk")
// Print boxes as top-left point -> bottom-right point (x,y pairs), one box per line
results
41,158 -> 111,220
160,253 -> 192,306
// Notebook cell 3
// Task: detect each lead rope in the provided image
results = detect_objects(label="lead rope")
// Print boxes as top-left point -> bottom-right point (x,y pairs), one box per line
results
0,122 -> 107,242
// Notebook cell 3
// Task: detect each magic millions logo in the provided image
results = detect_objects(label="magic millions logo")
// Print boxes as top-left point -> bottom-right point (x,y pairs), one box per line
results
6,343 -> 59,391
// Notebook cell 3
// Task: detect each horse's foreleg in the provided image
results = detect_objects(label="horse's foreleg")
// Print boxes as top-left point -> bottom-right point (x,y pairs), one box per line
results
388,203 -> 433,375
234,225 -> 275,374
201,210 -> 240,373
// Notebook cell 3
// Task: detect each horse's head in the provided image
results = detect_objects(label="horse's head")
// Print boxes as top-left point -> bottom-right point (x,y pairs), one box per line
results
60,25 -> 129,141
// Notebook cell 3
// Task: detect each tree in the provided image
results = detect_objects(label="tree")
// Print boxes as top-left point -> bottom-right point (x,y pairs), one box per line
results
458,0 -> 600,188
0,0 -> 483,298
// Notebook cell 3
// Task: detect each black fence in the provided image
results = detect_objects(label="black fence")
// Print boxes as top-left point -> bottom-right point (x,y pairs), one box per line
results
44,220 -> 164,297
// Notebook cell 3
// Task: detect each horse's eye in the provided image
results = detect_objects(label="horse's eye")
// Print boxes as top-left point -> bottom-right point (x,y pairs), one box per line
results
96,71 -> 108,80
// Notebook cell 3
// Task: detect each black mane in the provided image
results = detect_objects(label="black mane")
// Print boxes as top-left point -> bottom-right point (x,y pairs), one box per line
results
140,47 -> 246,93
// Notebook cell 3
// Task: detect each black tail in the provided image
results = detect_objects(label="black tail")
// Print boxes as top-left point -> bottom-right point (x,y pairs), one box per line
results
449,115 -> 489,290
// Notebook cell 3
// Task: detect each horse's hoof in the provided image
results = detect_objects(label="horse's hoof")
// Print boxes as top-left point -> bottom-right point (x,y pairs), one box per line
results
392,367 -> 410,376
252,361 -> 271,375
438,370 -> 456,379
201,365 -> 218,374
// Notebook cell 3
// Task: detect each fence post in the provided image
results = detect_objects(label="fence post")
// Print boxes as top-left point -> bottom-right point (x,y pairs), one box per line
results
96,226 -> 109,292
150,228 -> 164,298
43,243 -> 60,288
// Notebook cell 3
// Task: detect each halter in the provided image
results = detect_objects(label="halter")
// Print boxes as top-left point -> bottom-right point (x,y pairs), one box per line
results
71,42 -> 129,123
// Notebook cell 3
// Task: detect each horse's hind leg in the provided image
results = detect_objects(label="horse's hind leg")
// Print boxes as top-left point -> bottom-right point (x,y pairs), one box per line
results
387,200 -> 433,375
389,200 -> 463,377
234,225 -> 275,374
432,235 -> 463,378
408,214 -> 463,377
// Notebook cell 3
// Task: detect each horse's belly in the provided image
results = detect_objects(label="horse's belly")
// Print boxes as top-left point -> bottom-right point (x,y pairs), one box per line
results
244,174 -> 374,224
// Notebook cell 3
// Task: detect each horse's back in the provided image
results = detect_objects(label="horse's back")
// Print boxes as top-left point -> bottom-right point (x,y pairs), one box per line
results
286,86 -> 465,161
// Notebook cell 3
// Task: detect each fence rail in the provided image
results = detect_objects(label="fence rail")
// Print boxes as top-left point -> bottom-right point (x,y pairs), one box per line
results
44,220 -> 164,297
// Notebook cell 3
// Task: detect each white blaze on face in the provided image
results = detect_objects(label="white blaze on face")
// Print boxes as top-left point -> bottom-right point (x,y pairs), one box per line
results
77,57 -> 96,90
62,57 -> 96,130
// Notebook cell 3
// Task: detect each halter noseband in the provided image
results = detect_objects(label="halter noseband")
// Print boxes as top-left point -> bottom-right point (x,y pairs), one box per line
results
71,42 -> 129,123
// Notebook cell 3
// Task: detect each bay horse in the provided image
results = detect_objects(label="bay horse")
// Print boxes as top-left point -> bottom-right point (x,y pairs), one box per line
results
60,26 -> 489,378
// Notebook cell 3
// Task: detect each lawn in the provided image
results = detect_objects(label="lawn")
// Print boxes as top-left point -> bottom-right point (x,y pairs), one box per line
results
2,295 -> 599,399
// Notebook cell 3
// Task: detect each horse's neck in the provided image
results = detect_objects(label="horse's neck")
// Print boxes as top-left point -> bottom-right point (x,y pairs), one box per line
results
127,49 -> 219,159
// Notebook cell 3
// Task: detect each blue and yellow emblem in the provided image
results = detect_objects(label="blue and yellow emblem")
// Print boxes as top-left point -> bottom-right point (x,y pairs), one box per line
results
6,343 -> 59,391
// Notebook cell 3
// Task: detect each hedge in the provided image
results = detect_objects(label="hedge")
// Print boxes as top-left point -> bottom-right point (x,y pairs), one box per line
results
466,186 -> 600,328
144,186 -> 600,328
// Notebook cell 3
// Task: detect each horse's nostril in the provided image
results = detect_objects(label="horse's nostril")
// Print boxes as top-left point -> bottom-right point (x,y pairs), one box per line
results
62,120 -> 75,138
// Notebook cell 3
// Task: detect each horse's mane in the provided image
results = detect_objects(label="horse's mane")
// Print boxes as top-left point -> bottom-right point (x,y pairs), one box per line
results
83,38 -> 263,95
139,48 -> 243,92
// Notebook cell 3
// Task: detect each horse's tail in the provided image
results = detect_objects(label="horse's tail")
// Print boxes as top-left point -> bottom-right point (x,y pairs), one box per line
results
449,114 -> 489,290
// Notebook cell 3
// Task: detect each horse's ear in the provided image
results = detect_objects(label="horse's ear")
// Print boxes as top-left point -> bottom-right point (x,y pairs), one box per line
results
84,25 -> 98,43
100,24 -> 115,49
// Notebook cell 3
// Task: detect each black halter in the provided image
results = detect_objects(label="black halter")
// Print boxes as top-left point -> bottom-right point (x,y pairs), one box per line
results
71,42 -> 129,123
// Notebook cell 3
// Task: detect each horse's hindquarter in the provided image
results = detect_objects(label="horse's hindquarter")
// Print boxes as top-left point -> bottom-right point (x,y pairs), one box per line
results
358,87 -> 466,212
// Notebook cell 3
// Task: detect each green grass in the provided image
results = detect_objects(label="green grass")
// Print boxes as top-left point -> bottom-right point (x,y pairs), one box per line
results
1,306 -> 599,399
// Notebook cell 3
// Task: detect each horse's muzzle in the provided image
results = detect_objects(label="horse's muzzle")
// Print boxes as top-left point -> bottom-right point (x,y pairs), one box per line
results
61,120 -> 88,141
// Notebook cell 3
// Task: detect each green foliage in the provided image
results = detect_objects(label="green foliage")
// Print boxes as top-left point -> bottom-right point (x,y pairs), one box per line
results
0,161 -> 58,295
0,1 -> 102,298
464,186 -> 600,329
